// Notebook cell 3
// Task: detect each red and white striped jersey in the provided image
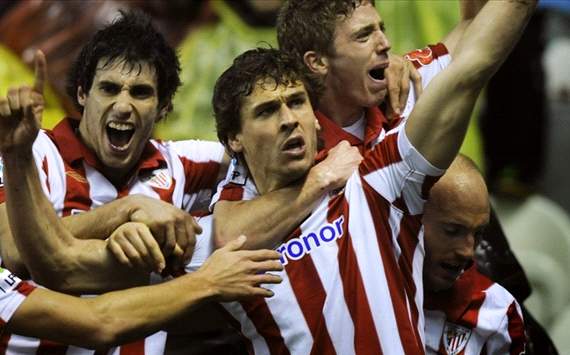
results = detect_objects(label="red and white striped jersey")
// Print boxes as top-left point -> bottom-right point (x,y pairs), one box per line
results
0,117 -> 225,354
424,266 -> 526,355
210,43 -> 451,207
189,125 -> 444,354
0,268 -> 35,333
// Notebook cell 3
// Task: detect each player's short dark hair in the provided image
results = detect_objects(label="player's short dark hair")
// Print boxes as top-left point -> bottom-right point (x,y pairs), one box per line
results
277,0 -> 375,64
213,47 -> 320,151
66,10 -> 181,113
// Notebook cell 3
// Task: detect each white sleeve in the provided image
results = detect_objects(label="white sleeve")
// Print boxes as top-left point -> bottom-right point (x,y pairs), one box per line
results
185,215 -> 216,273
360,126 -> 444,215
0,268 -> 34,326
402,43 -> 453,119
170,139 -> 225,164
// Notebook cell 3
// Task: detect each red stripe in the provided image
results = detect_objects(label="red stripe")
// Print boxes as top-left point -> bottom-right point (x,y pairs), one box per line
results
219,184 -> 245,202
327,197 -> 383,355
36,340 -> 68,355
15,281 -> 36,296
42,157 -> 51,194
396,213 -> 424,349
240,299 -> 290,355
283,228 -> 336,355
461,291 -> 486,329
120,339 -> 145,355
359,133 -> 401,177
181,158 -> 220,193
361,181 -> 425,354
506,302 -> 526,355
0,332 -> 10,355
62,163 -> 92,216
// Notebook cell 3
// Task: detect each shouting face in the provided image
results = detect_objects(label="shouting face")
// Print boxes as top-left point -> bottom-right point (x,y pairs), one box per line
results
320,2 -> 391,122
77,58 -> 163,184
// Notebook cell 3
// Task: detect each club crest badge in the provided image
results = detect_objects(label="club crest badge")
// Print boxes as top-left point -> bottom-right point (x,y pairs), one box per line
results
405,46 -> 435,67
443,322 -> 472,355
145,168 -> 172,190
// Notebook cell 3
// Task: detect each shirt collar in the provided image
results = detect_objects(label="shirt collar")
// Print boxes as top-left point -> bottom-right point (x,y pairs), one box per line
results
316,106 -> 393,153
50,117 -> 165,176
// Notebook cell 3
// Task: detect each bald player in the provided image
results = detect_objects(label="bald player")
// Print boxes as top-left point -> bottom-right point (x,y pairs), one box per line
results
423,155 -> 526,355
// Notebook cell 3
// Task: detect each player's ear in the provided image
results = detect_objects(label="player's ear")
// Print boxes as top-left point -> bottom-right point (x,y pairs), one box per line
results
228,133 -> 244,154
315,118 -> 321,132
304,51 -> 328,76
77,86 -> 87,107
156,102 -> 172,122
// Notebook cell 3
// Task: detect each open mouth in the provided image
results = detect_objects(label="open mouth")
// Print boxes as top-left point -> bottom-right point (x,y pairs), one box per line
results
106,121 -> 135,151
282,136 -> 306,154
369,67 -> 386,81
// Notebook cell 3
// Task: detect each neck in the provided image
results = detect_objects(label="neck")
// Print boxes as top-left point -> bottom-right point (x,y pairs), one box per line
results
249,169 -> 290,195
103,167 -> 133,188
319,92 -> 365,127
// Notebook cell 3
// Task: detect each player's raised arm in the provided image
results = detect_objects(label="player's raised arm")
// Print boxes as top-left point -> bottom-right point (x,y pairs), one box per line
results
405,0 -> 537,169
0,51 -> 158,292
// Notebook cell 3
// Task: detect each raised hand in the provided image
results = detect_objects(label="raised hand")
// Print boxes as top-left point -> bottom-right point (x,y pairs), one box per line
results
194,236 -> 283,301
0,50 -> 46,154
385,52 -> 422,120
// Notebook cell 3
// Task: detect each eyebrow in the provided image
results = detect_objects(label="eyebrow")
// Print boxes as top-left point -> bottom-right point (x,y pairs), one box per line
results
98,80 -> 119,87
286,91 -> 307,102
352,20 -> 386,38
353,24 -> 375,38
252,99 -> 280,115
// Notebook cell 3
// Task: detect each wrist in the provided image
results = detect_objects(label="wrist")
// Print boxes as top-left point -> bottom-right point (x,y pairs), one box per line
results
188,269 -> 220,301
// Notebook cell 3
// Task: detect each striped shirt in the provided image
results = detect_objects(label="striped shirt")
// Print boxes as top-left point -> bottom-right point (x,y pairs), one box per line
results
190,125 -> 444,354
0,268 -> 35,333
207,43 -> 451,352
0,117 -> 225,354
424,266 -> 526,355
211,42 -> 451,206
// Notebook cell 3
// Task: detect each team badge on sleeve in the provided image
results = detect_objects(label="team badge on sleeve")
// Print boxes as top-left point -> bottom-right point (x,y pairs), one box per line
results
443,322 -> 472,355
405,46 -> 435,67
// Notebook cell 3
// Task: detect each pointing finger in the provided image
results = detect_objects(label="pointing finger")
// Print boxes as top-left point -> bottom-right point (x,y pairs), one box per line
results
33,50 -> 47,95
